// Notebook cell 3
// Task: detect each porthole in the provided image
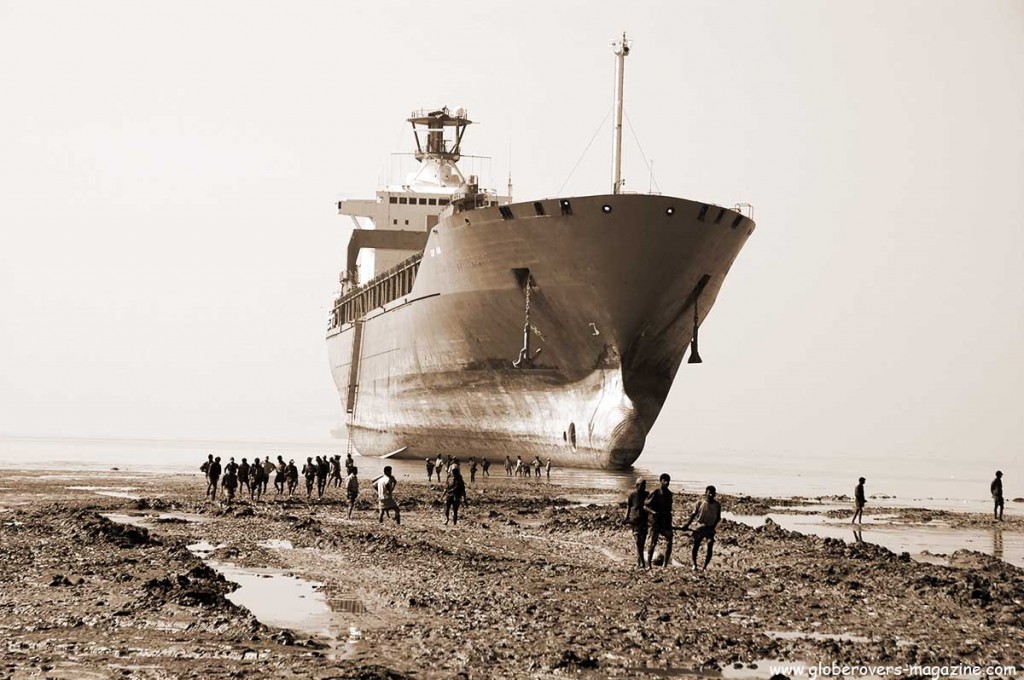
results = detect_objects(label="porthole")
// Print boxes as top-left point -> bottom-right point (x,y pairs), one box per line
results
601,204 -> 612,213
666,206 -> 675,216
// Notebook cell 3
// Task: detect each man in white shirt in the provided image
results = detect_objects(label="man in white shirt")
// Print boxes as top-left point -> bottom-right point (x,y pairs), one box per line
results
375,466 -> 401,525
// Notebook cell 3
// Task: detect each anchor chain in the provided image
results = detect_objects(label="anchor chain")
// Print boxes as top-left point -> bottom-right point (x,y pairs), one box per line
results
513,276 -> 543,368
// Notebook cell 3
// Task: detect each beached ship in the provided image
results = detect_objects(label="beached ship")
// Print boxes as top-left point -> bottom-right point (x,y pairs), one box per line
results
326,36 -> 755,469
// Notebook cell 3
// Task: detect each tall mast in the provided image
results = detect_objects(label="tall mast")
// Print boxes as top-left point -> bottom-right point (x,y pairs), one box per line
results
611,32 -> 631,195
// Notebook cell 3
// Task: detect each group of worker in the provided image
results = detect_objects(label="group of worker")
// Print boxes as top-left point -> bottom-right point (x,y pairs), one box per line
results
623,473 -> 722,571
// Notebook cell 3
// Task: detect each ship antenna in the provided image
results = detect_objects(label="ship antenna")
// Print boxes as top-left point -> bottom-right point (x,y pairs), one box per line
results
611,32 -> 631,195
507,138 -> 513,203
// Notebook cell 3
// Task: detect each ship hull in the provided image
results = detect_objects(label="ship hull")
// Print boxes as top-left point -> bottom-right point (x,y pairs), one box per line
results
327,194 -> 753,469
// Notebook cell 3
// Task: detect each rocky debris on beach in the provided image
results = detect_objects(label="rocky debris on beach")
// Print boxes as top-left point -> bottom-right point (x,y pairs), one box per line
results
1,472 -> 1022,679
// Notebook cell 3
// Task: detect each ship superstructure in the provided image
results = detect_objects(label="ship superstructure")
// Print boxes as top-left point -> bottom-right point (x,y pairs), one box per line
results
326,37 -> 755,469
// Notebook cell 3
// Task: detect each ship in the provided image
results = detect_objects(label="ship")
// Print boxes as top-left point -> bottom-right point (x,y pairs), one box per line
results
326,36 -> 755,469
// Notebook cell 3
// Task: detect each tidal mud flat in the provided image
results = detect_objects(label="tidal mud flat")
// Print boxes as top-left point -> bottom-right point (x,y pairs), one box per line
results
1,471 -> 1022,679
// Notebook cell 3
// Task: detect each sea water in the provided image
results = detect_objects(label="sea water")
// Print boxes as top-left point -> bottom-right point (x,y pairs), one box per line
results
1,434 -> 1020,566
0,435 -> 1016,517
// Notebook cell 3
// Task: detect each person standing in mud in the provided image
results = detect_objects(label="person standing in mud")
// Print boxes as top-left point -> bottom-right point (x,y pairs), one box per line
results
851,477 -> 867,524
683,485 -> 722,571
286,459 -> 298,496
201,454 -> 214,498
207,457 -> 222,501
238,458 -> 250,495
442,466 -> 469,526
481,458 -> 491,477
344,452 -> 354,475
434,453 -> 444,482
469,457 -> 478,483
533,456 -> 542,478
261,457 -> 274,495
375,465 -> 401,525
515,455 -> 523,477
273,460 -> 286,496
302,457 -> 316,498
316,455 -> 330,498
222,465 -> 237,503
345,466 -> 360,518
426,457 -> 435,481
623,478 -> 650,568
249,462 -> 264,502
330,455 -> 343,488
992,471 -> 1004,521
645,473 -> 674,567
505,455 -> 513,476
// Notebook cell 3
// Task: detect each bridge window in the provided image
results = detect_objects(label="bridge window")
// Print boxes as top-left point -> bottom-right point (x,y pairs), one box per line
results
399,197 -> 408,204
419,198 -> 427,205
389,197 -> 397,204
428,198 -> 437,205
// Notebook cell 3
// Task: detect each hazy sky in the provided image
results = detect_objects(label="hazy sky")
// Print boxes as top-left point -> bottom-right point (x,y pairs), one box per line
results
1,1 -> 1022,464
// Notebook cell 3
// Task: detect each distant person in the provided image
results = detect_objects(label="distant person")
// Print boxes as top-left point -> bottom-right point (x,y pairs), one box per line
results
261,457 -> 273,494
286,459 -> 299,495
504,455 -> 513,476
225,457 -> 238,479
316,456 -> 330,498
683,485 -> 722,571
623,478 -> 650,568
273,459 -> 286,496
645,473 -> 674,567
481,458 -> 491,477
546,458 -> 552,479
469,457 -> 478,483
992,471 -> 1004,521
249,462 -> 263,501
344,452 -> 354,474
434,454 -> 444,482
533,456 -> 542,478
442,466 -> 469,526
207,457 -> 222,501
851,477 -> 866,525
375,466 -> 401,525
238,458 -> 251,494
331,455 -> 343,488
426,458 -> 435,481
200,454 -> 214,498
345,466 -> 360,518
302,457 -> 316,498
515,455 -> 523,477
222,466 -> 237,503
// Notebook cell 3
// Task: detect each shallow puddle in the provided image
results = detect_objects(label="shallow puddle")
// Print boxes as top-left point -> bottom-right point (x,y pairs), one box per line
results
766,630 -> 870,643
66,486 -> 141,500
205,559 -> 337,638
726,511 -> 1024,568
257,539 -> 293,550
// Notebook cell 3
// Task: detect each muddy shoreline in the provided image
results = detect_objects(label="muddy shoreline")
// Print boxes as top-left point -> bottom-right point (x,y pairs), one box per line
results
1,471 -> 1022,678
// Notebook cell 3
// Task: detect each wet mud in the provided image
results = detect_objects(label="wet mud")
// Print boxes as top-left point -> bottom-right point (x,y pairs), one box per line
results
1,473 -> 1022,678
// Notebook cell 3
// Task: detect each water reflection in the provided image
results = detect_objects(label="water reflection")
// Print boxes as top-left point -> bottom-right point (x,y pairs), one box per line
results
993,528 -> 1003,561
852,528 -> 863,544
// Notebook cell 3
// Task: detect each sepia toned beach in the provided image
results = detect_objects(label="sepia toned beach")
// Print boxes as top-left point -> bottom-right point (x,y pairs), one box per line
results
2,466 -> 1022,679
